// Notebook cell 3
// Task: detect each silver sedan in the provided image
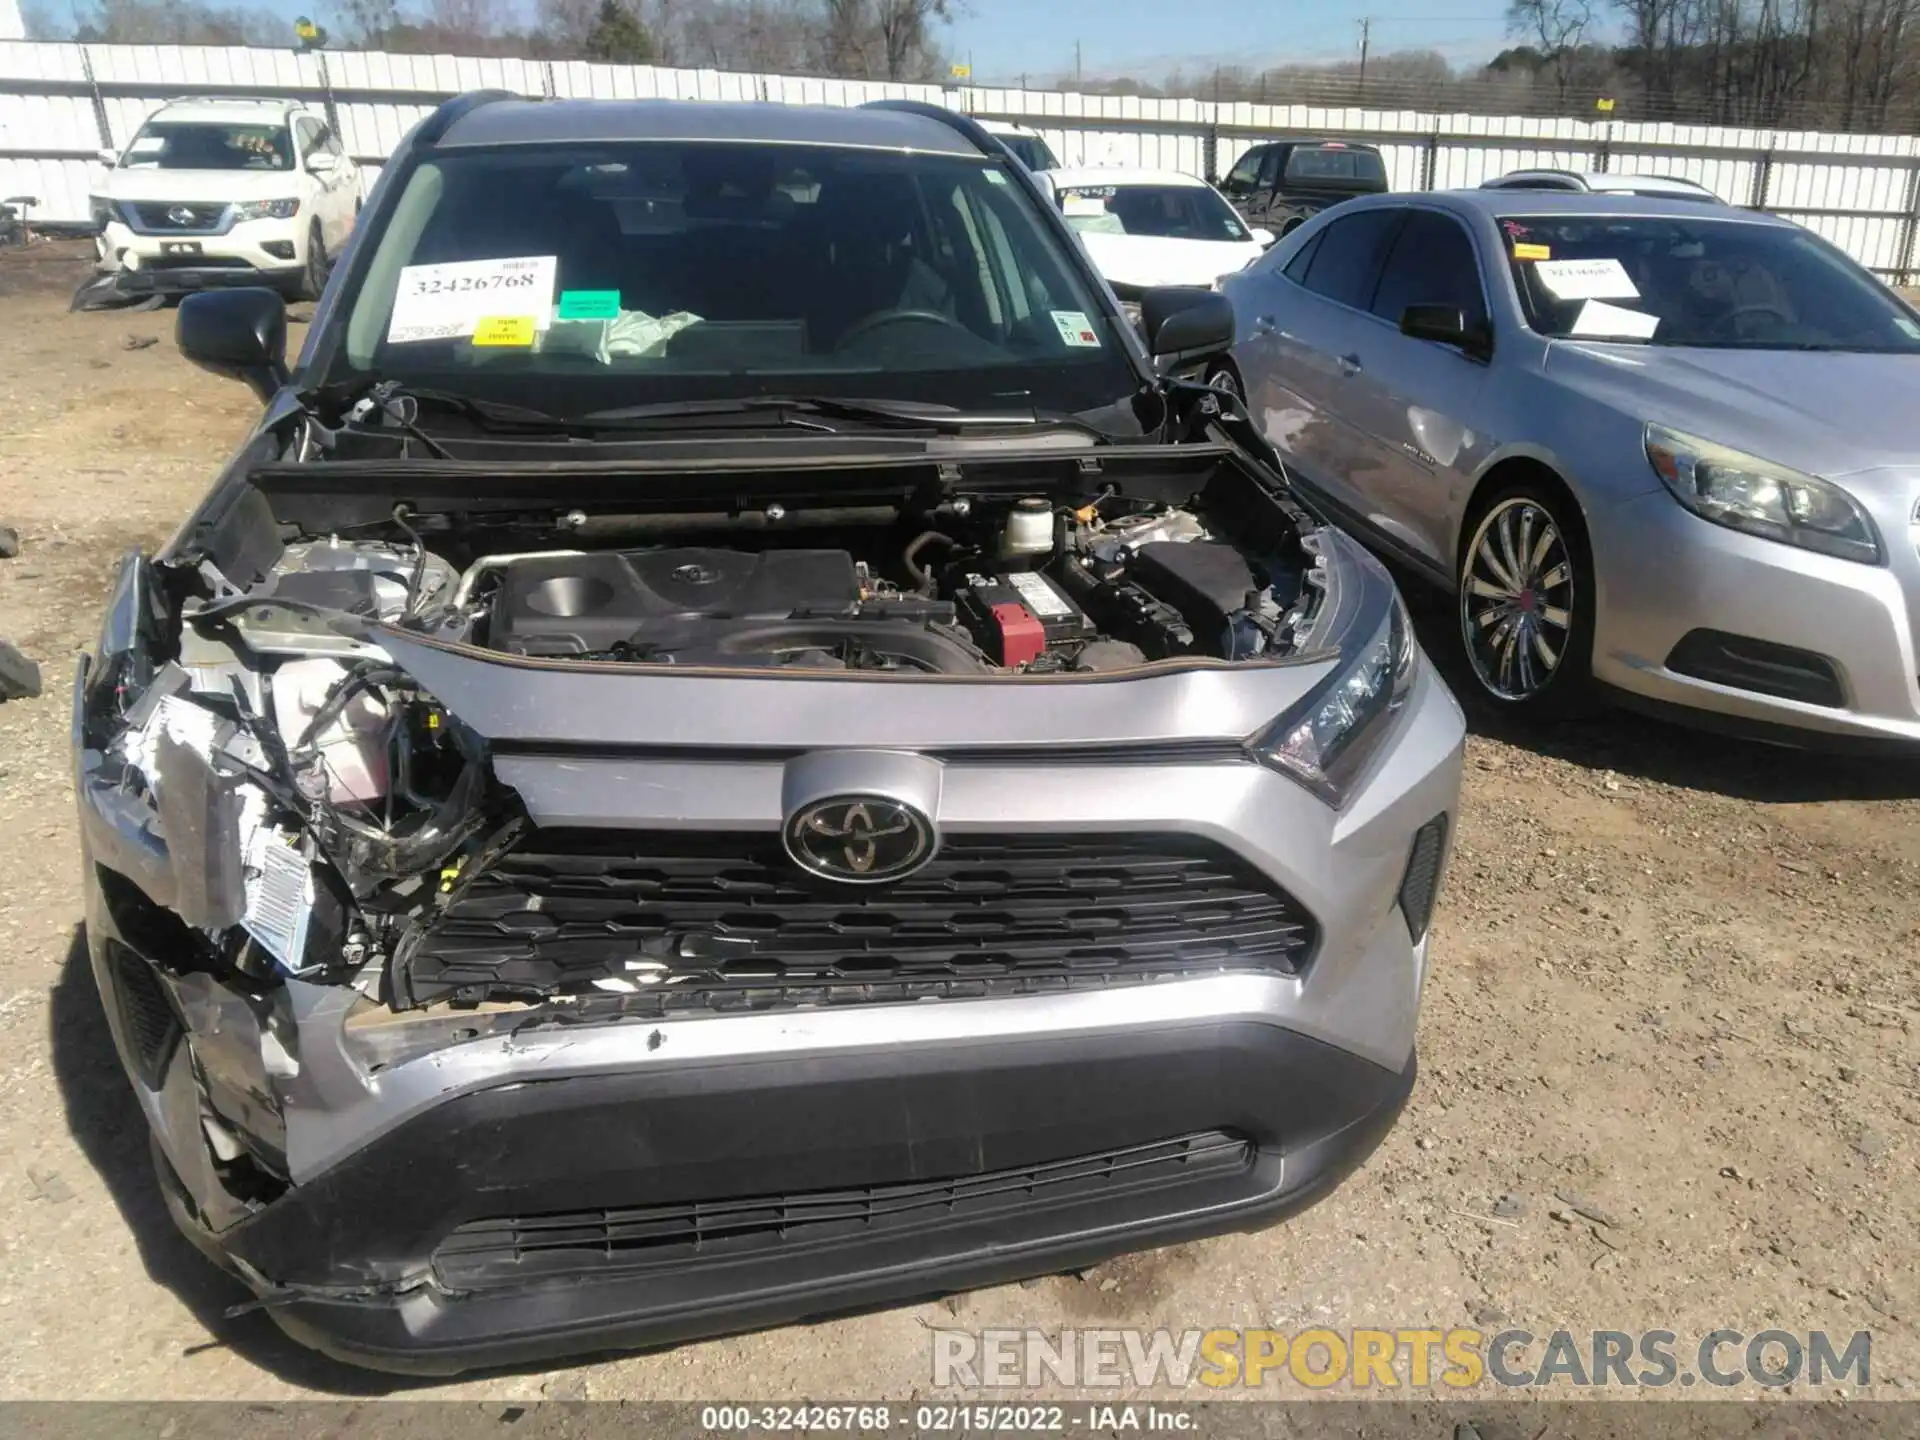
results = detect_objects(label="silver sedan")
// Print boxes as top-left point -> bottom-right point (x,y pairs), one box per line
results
1214,189 -> 1920,749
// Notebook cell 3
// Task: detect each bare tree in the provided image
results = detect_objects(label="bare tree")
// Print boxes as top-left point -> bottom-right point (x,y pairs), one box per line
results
874,0 -> 950,80
1510,0 -> 1595,99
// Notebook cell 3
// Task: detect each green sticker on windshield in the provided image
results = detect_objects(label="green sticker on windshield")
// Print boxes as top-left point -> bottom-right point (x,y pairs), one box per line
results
557,290 -> 620,321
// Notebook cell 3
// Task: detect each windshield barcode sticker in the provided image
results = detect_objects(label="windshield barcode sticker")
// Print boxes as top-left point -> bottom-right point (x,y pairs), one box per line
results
1533,257 -> 1639,301
1051,310 -> 1100,347
388,255 -> 558,345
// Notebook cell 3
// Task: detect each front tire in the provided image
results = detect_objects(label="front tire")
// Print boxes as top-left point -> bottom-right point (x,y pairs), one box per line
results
1456,483 -> 1595,716
296,221 -> 327,301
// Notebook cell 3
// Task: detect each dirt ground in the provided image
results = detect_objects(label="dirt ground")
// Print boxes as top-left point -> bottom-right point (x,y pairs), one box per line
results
0,242 -> 1915,1406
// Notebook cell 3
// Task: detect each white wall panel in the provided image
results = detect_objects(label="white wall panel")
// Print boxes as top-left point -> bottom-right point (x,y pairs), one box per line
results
7,39 -> 1920,274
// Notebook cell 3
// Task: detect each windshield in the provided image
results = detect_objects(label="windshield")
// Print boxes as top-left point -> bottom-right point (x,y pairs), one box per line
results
1284,146 -> 1386,187
331,141 -> 1135,417
1501,213 -> 1920,351
1058,183 -> 1250,243
121,121 -> 293,171
1001,135 -> 1059,172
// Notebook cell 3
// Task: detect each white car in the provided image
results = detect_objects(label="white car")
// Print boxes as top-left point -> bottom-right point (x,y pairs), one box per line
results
90,97 -> 360,301
1039,168 -> 1272,315
976,119 -> 1060,172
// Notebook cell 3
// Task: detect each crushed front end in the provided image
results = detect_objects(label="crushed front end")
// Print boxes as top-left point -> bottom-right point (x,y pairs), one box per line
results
74,435 -> 1463,1373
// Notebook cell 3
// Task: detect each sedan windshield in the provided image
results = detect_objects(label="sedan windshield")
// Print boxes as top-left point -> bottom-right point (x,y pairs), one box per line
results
122,122 -> 293,171
331,141 -> 1137,418
1502,213 -> 1920,352
1058,183 -> 1250,243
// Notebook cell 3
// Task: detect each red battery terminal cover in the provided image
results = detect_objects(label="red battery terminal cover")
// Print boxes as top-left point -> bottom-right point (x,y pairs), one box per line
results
990,602 -> 1047,667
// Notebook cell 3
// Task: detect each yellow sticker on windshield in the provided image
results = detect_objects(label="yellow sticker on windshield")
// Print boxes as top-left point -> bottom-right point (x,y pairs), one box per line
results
472,315 -> 536,347
1512,242 -> 1552,260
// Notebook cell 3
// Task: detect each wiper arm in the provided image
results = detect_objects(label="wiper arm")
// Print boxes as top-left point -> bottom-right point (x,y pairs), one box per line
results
579,394 -> 1111,438
322,379 -> 571,434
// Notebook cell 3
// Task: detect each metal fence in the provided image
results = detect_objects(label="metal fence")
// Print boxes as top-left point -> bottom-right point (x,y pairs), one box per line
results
7,39 -> 1920,279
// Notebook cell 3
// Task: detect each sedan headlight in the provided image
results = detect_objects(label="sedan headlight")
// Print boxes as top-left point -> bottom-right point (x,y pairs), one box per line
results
1645,424 -> 1882,564
1251,592 -> 1417,805
232,197 -> 300,222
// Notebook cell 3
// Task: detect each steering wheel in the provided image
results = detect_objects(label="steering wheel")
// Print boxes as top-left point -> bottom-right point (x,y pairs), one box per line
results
836,308 -> 971,348
1710,302 -> 1794,338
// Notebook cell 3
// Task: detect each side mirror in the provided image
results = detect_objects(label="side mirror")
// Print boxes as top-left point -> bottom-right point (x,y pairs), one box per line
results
177,288 -> 289,404
1140,286 -> 1235,369
1400,303 -> 1493,361
98,148 -> 119,166
1250,226 -> 1275,248
307,151 -> 337,174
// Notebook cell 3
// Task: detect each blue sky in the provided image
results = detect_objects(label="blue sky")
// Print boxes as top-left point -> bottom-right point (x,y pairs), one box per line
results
948,0 -> 1519,85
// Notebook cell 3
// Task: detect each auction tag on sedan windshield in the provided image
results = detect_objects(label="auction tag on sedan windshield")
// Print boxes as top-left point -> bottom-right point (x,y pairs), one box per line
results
388,255 -> 557,344
1512,242 -> 1552,260
1533,257 -> 1639,301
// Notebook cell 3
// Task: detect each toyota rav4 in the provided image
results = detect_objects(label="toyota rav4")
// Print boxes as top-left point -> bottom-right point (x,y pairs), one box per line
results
73,92 -> 1465,1374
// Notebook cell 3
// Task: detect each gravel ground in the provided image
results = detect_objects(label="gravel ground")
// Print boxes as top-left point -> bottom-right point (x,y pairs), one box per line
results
0,243 -> 1915,1406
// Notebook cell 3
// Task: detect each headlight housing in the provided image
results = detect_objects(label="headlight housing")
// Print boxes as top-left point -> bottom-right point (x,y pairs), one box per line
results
89,195 -> 117,229
232,197 -> 300,222
1645,424 -> 1882,564
1250,591 -> 1417,805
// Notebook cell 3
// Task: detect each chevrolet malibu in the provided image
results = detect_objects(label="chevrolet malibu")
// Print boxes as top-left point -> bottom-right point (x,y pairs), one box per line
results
74,93 -> 1464,1374
1215,190 -> 1920,747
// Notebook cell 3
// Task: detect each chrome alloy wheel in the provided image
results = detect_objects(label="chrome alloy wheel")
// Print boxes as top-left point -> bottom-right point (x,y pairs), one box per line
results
1460,497 -> 1575,701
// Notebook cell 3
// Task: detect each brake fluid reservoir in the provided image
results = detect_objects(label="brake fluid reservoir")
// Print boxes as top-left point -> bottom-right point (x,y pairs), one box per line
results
1000,498 -> 1054,559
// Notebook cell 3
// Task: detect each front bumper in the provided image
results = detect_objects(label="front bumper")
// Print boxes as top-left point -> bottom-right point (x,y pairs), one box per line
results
1589,488 -> 1920,747
168,997 -> 1415,1375
79,649 -> 1463,1373
97,218 -> 304,293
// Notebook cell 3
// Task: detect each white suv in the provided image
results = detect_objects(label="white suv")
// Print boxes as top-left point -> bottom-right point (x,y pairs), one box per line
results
91,97 -> 360,300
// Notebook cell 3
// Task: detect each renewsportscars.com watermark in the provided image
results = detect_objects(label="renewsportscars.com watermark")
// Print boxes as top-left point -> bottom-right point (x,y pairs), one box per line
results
932,1327 -> 1873,1391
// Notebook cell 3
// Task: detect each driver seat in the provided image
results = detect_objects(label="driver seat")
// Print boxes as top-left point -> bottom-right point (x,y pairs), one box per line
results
804,173 -> 951,349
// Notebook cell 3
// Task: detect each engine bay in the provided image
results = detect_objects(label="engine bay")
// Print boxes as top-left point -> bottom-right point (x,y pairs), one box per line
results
226,486 -> 1318,679
79,448 -> 1335,1031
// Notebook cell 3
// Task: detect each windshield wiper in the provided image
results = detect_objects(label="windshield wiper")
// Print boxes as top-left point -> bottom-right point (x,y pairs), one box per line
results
579,395 -> 1111,438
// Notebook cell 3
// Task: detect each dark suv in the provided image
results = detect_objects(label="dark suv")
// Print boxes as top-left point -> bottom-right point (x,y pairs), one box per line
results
1218,140 -> 1389,238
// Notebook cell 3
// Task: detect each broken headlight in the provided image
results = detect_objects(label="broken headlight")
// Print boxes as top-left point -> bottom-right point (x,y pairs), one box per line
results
1250,592 -> 1416,806
1645,424 -> 1882,564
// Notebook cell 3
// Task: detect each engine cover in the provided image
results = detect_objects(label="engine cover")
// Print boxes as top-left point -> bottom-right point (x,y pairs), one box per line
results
490,548 -> 862,655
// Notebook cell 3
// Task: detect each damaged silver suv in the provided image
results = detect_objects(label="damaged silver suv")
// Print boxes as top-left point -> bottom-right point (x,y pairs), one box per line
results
73,93 -> 1465,1374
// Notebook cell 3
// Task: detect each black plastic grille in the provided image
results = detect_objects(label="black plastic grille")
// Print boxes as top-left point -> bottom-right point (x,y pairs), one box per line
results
1398,816 -> 1448,943
1666,628 -> 1845,709
433,1130 -> 1253,1288
405,831 -> 1316,1008
106,941 -> 181,1089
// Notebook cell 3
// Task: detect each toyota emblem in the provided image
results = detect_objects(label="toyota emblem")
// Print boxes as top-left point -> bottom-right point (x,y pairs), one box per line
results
167,205 -> 199,227
784,796 -> 935,883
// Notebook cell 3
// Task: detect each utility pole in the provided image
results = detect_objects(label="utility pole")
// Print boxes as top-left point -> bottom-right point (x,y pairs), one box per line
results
1357,16 -> 1371,99
1075,39 -> 1082,84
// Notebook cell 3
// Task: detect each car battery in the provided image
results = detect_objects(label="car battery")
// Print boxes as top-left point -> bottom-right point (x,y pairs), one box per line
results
953,569 -> 1096,667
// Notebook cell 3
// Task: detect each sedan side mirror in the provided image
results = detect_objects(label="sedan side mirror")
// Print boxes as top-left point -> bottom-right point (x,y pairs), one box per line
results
1140,286 -> 1235,370
177,287 -> 289,404
1400,303 -> 1493,361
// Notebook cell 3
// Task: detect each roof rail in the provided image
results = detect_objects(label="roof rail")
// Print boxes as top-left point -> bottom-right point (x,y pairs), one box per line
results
155,94 -> 300,110
859,98 -> 997,157
415,89 -> 517,148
